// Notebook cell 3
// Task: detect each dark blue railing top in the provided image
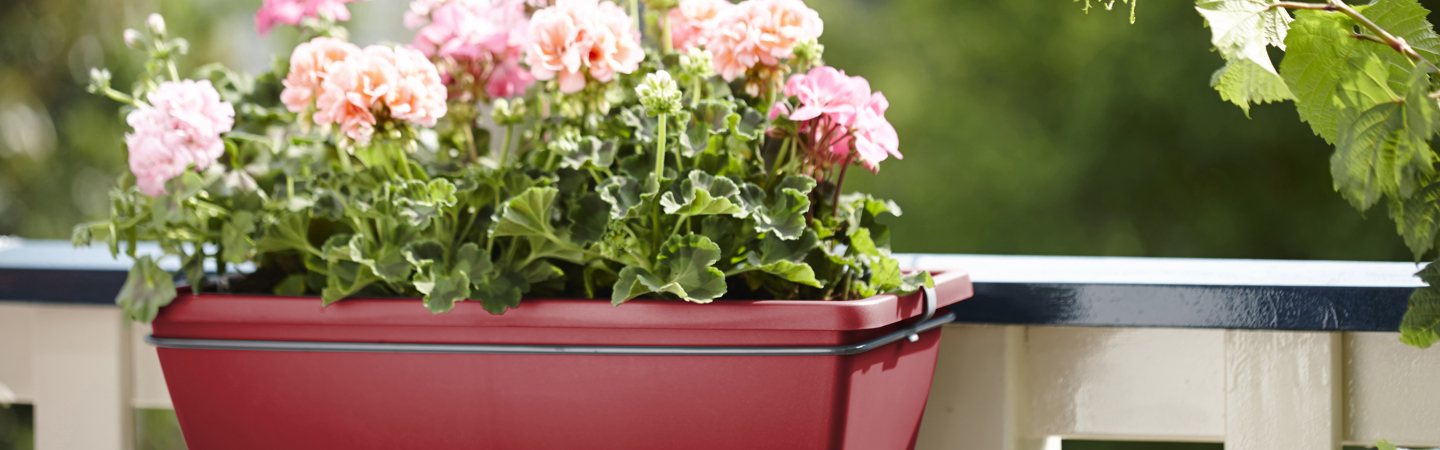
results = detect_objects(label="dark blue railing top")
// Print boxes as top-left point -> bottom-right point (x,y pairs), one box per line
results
0,239 -> 1424,331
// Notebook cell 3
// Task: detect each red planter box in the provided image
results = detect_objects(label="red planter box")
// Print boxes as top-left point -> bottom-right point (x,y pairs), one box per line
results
150,270 -> 972,450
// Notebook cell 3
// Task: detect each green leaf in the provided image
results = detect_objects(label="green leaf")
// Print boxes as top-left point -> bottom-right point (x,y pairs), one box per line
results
871,256 -> 903,293
1388,181 -> 1440,260
598,176 -> 646,220
472,272 -> 525,314
1210,57 -> 1295,116
611,235 -> 727,304
1282,0 -> 1440,143
1332,63 -> 1440,211
660,170 -> 746,218
221,211 -> 256,264
493,186 -> 558,237
524,234 -> 585,264
1376,439 -> 1399,450
560,137 -> 617,169
757,229 -> 819,265
1195,0 -> 1293,73
568,192 -> 611,244
755,177 -> 815,240
256,211 -> 312,254
115,255 -> 177,323
452,242 -> 492,279
402,239 -> 446,267
849,228 -> 881,257
899,270 -> 935,295
420,270 -> 470,314
756,260 -> 822,288
1401,282 -> 1440,348
274,274 -> 307,296
321,260 -> 376,306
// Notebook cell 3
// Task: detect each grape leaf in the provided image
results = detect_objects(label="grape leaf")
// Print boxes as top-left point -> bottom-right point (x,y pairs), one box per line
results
1195,0 -> 1293,73
1282,0 -> 1440,143
1388,181 -> 1440,260
1331,63 -> 1439,211
1401,281 -> 1440,348
1210,57 -> 1295,116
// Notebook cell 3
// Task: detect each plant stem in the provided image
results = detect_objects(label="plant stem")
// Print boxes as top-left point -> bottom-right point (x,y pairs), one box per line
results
461,119 -> 479,163
629,0 -> 641,37
660,8 -> 673,54
655,113 -> 668,179
830,156 -> 851,217
166,60 -> 180,82
499,125 -> 514,169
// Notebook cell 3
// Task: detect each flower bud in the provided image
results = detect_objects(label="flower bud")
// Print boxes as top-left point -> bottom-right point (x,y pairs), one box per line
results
792,39 -> 825,68
146,13 -> 166,36
492,98 -> 527,126
679,48 -> 714,80
635,70 -> 682,116
86,68 -> 112,94
123,29 -> 143,49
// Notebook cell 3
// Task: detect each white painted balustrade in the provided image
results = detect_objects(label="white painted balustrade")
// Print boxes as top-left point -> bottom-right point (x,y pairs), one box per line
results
2,245 -> 1440,449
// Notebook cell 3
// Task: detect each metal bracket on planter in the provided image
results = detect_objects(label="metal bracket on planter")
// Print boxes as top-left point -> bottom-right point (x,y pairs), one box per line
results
145,290 -> 953,357
906,286 -> 938,343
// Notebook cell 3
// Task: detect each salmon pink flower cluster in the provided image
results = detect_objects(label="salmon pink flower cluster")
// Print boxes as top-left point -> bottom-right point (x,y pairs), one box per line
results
255,0 -> 366,35
125,80 -> 235,196
706,0 -> 823,82
524,0 -> 644,94
408,0 -> 535,99
282,38 -> 449,143
668,0 -> 731,52
772,66 -> 899,172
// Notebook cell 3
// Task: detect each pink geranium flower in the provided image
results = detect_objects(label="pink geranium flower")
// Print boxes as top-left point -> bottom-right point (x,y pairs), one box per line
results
773,66 -> 900,173
669,0 -> 731,51
255,0 -> 367,35
525,0 -> 644,94
311,45 -> 449,143
708,0 -> 822,81
125,80 -> 236,196
281,37 -> 362,113
408,0 -> 534,99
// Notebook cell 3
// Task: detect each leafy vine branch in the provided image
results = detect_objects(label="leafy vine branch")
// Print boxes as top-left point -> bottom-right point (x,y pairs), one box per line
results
1097,0 -> 1440,348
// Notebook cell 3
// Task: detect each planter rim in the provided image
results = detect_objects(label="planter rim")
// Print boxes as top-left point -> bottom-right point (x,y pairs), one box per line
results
156,269 -> 971,332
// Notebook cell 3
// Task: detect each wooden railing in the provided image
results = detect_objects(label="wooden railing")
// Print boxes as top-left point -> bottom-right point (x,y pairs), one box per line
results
2,241 -> 1438,449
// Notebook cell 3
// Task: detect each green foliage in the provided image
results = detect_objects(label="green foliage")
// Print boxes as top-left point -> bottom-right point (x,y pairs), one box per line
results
73,10 -> 929,323
1183,0 -> 1440,348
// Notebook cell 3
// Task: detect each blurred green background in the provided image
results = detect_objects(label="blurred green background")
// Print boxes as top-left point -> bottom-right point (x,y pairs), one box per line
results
1,0 -> 1436,447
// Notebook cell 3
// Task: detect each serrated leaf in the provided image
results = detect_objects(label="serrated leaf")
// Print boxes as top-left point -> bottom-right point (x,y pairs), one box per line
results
1195,0 -> 1293,73
1388,181 -> 1440,260
1282,0 -> 1440,143
754,175 -> 817,240
493,186 -> 558,237
1332,63 -> 1439,211
1210,57 -> 1295,116
115,255 -> 176,323
660,170 -> 746,217
1401,283 -> 1440,348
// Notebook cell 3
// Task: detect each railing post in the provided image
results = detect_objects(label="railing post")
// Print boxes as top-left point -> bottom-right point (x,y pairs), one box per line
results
916,324 -> 1042,450
1223,330 -> 1343,450
33,305 -> 134,450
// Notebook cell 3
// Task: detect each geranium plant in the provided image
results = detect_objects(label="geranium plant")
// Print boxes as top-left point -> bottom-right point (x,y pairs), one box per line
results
73,0 -> 931,323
